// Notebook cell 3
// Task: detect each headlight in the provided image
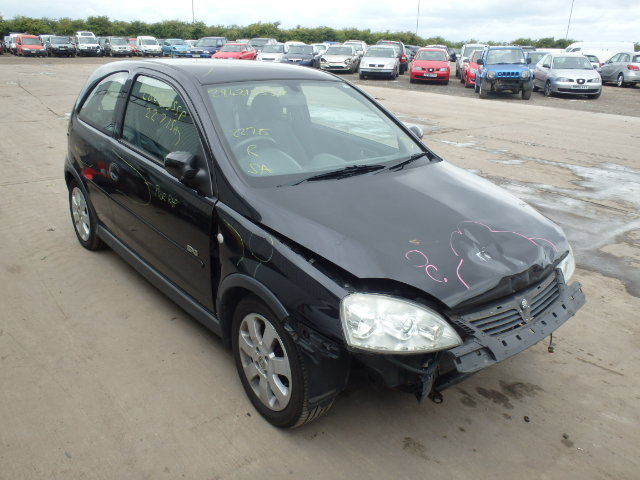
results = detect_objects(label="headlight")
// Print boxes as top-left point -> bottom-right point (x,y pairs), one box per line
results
588,77 -> 601,83
321,57 -> 326,62
556,77 -> 572,82
345,58 -> 352,64
487,71 -> 496,80
558,247 -> 576,283
414,66 -> 423,71
438,67 -> 448,72
522,70 -> 531,79
340,294 -> 462,354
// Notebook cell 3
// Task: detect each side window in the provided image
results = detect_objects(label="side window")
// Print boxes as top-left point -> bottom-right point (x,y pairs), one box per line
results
609,54 -> 620,63
77,71 -> 128,134
620,54 -> 630,63
122,75 -> 203,162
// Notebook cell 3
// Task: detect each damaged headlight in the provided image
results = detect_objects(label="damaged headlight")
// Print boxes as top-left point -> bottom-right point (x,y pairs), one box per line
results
558,246 -> 576,283
340,294 -> 462,354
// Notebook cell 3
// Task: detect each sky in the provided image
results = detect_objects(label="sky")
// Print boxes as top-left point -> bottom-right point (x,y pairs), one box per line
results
1,0 -> 639,43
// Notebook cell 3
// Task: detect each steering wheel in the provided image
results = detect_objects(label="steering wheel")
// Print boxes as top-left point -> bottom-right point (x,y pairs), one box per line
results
234,135 -> 278,153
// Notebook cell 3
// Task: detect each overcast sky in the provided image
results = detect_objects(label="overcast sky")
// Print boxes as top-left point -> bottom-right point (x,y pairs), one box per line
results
2,0 -> 638,43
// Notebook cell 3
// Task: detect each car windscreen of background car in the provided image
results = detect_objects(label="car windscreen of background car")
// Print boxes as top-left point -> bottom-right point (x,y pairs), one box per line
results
326,47 -> 353,55
221,45 -> 243,52
552,56 -> 594,69
415,51 -> 447,61
262,45 -> 284,53
365,49 -> 395,58
486,49 -> 526,64
287,45 -> 312,55
204,80 -> 423,185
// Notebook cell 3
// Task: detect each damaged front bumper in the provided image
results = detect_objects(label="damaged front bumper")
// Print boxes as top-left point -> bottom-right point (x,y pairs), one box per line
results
354,271 -> 585,401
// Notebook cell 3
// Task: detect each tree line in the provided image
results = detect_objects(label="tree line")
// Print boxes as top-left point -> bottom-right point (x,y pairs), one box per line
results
2,15 -> 631,50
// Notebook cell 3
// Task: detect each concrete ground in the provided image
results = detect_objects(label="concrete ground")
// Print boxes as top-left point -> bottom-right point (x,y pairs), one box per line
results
0,59 -> 639,480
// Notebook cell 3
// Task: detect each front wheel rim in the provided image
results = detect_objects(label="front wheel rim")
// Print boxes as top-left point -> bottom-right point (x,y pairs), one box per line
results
71,187 -> 91,242
617,75 -> 623,86
237,313 -> 292,411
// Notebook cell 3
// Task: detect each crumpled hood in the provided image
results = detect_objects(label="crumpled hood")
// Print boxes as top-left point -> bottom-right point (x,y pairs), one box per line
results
238,161 -> 568,308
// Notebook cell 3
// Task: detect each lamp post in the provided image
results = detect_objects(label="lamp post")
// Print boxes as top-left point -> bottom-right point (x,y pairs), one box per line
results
416,0 -> 421,35
192,0 -> 195,23
565,0 -> 575,40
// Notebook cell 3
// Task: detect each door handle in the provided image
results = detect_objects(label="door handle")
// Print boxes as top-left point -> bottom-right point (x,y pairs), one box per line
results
109,163 -> 120,181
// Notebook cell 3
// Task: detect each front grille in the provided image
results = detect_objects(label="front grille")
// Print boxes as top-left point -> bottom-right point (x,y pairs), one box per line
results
450,272 -> 560,338
497,71 -> 519,78
558,88 -> 598,94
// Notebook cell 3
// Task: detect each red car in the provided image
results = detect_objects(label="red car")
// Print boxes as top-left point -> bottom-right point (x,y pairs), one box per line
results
128,38 -> 137,55
461,49 -> 481,88
410,48 -> 450,84
212,43 -> 257,60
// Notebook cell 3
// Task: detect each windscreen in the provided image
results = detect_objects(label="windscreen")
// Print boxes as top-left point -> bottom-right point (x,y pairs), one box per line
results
203,80 -> 425,186
111,38 -> 128,45
262,44 -> 284,53
415,50 -> 447,61
288,45 -> 313,54
365,48 -> 395,58
485,49 -> 526,65
551,56 -> 594,69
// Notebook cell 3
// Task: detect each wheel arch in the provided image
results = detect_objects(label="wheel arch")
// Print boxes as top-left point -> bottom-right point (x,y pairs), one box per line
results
216,273 -> 289,346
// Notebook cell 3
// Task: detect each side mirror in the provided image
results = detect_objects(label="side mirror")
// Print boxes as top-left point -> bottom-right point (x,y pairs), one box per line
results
406,124 -> 424,139
164,151 -> 204,187
543,64 -> 550,68
477,58 -> 484,65
526,57 -> 532,64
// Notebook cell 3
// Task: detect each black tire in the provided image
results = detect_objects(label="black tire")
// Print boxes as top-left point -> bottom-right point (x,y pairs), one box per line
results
544,81 -> 553,97
460,72 -> 465,83
68,180 -> 105,250
521,89 -> 532,100
479,80 -> 488,98
443,80 -> 449,86
474,81 -> 479,93
617,73 -> 625,87
533,82 -> 539,92
232,295 -> 333,428
359,73 -> 364,79
410,77 -> 415,84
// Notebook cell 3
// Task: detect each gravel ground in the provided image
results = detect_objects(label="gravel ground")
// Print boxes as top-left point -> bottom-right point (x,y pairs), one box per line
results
1,54 -> 639,117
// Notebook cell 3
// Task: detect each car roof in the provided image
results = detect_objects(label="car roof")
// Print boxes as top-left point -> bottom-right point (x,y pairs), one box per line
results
92,59 -> 339,85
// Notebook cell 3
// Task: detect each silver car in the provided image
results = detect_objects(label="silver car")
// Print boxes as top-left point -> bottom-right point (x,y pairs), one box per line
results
533,53 -> 602,99
358,45 -> 400,79
600,52 -> 640,87
256,43 -> 286,62
320,45 -> 360,73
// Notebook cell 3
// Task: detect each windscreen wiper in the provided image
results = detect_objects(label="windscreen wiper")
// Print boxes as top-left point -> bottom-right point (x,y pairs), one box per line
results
288,164 -> 385,185
388,152 -> 429,171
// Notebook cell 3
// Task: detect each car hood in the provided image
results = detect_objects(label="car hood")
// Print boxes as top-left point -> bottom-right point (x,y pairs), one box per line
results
413,60 -> 449,68
323,54 -> 352,62
362,56 -> 396,64
550,68 -> 600,79
214,51 -> 242,58
240,161 -> 568,308
282,53 -> 313,60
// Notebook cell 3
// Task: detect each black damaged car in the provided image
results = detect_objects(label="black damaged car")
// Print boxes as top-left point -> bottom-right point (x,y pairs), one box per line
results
65,59 -> 585,428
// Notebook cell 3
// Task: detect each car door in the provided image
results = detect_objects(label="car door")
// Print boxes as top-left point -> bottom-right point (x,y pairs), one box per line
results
70,71 -> 130,233
112,72 -> 218,309
534,55 -> 550,88
600,53 -> 620,81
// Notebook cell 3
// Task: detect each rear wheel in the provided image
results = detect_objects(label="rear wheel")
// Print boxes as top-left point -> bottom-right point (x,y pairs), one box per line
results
232,295 -> 333,428
68,180 -> 105,250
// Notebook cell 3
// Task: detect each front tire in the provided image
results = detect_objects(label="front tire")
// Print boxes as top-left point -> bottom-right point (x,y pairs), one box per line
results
68,180 -> 105,250
479,80 -> 488,98
521,89 -> 532,100
544,81 -> 553,97
617,73 -> 625,87
232,295 -> 332,428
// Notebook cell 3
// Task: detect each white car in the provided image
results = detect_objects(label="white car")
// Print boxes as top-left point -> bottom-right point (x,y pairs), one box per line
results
136,36 -> 162,57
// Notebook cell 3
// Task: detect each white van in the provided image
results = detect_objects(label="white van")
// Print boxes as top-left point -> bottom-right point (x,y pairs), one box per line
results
8,32 -> 26,54
136,36 -> 162,57
74,34 -> 101,56
564,42 -> 634,63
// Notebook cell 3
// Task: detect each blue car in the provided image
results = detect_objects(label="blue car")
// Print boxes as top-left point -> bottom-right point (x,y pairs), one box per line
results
280,44 -> 321,68
475,46 -> 533,100
190,36 -> 227,58
161,39 -> 191,57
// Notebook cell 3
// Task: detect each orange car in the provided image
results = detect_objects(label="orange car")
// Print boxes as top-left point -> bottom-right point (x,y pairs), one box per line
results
16,34 -> 46,57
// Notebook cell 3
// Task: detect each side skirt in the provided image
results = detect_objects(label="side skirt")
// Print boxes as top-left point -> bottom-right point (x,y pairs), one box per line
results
98,225 -> 222,337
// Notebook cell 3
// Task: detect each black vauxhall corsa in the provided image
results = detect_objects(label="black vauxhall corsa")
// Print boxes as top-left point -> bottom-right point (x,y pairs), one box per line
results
65,59 -> 585,427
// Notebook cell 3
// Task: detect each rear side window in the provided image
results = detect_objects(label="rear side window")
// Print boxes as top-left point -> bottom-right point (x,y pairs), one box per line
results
77,72 -> 127,134
122,75 -> 203,162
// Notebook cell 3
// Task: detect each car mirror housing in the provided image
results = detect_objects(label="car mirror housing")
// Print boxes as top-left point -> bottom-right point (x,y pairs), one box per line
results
164,151 -> 202,185
477,58 -> 484,65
